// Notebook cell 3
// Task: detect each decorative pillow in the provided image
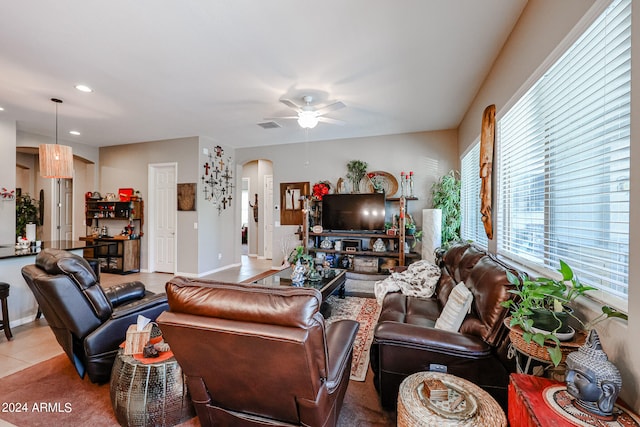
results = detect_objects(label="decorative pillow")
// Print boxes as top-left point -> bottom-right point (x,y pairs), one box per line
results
434,282 -> 473,332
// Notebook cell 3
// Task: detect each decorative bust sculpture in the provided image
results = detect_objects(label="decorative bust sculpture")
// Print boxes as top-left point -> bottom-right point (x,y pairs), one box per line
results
565,329 -> 622,417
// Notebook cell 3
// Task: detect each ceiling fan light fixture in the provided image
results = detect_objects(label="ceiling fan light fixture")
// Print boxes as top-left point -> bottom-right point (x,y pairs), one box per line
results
297,111 -> 318,129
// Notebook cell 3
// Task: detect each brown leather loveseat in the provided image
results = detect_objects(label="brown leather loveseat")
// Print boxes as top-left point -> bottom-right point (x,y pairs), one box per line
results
157,276 -> 359,427
370,242 -> 519,408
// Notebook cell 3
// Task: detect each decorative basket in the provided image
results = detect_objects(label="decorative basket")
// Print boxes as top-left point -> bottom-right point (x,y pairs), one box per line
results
505,318 -> 586,364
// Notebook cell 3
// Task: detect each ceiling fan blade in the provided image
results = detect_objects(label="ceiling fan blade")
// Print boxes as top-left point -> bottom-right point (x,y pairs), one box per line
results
315,101 -> 346,116
280,99 -> 302,112
264,116 -> 299,120
317,117 -> 345,125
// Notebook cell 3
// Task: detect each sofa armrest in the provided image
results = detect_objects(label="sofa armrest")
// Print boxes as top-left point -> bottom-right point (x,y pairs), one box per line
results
325,319 -> 359,392
374,321 -> 491,358
84,293 -> 169,357
110,292 -> 168,319
103,281 -> 146,307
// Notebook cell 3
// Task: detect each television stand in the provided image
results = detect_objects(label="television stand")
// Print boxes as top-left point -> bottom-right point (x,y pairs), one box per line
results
302,196 -> 420,274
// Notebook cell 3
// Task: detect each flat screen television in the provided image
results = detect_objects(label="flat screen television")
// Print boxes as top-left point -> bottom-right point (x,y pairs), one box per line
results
321,193 -> 386,232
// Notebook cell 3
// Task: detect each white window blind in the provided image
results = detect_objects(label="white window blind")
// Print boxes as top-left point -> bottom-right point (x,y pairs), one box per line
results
497,0 -> 630,299
461,142 -> 487,247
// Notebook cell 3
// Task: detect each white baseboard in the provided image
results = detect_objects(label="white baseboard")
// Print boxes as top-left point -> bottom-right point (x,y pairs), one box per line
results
175,262 -> 242,278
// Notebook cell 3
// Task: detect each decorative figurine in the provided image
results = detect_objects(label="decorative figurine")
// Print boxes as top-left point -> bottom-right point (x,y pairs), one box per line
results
373,238 -> 386,252
565,329 -> 622,417
290,260 -> 306,286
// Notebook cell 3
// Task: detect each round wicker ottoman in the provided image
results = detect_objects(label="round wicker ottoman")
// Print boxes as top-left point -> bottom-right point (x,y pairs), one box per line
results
397,372 -> 506,427
110,349 -> 195,427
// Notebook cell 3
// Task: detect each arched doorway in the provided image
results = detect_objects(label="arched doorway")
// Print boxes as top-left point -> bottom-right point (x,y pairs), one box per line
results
241,159 -> 273,259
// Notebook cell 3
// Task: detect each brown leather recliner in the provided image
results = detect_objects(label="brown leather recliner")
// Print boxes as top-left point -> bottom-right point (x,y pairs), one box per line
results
370,243 -> 519,409
21,248 -> 168,383
157,276 -> 359,427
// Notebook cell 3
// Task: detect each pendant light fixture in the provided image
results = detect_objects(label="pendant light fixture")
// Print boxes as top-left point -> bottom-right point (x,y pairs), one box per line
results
39,98 -> 73,178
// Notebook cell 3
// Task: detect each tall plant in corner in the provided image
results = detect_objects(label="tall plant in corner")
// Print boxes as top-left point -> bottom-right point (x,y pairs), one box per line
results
431,170 -> 461,246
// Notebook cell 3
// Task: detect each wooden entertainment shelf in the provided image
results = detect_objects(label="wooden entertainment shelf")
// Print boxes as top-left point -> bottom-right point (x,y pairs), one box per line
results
303,196 -> 419,274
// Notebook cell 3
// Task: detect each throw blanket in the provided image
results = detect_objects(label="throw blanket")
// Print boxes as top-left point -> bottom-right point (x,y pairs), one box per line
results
374,260 -> 441,305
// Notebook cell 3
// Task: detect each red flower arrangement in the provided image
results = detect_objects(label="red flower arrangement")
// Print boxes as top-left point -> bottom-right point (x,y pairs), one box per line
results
312,181 -> 331,200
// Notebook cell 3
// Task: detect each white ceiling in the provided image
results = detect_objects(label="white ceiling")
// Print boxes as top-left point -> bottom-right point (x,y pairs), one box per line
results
0,1 -> 527,149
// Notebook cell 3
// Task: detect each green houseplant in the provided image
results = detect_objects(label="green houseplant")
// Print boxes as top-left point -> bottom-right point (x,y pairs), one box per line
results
346,160 -> 368,193
502,260 -> 627,366
16,194 -> 39,240
287,245 -> 313,266
404,213 -> 423,249
431,170 -> 461,247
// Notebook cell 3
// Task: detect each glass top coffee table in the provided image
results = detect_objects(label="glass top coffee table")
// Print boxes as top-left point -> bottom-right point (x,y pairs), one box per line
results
251,267 -> 346,317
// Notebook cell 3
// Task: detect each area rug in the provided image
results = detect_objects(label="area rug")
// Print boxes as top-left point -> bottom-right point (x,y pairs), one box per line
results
325,295 -> 382,382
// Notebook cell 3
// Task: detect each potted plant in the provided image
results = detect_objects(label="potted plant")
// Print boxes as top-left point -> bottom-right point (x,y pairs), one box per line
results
403,213 -> 423,249
16,194 -> 39,240
502,260 -> 627,366
346,160 -> 368,193
287,245 -> 313,266
431,170 -> 461,247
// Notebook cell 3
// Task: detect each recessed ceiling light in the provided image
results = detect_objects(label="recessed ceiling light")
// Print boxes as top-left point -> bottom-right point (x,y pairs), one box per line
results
0,107 -> 4,111
69,130 -> 81,136
75,84 -> 93,93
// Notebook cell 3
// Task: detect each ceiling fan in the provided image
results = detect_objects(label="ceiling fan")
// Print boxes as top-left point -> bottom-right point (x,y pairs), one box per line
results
268,95 -> 346,129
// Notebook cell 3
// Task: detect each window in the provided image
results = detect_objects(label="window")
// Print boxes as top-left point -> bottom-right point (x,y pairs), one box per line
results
460,141 -> 488,247
497,0 -> 630,302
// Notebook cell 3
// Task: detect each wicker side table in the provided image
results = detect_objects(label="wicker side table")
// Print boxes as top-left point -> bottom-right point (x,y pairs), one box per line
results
397,372 -> 506,427
110,349 -> 195,427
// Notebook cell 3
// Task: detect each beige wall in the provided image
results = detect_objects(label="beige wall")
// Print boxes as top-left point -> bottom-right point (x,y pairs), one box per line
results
458,0 -> 639,410
0,119 -> 17,243
237,129 -> 459,266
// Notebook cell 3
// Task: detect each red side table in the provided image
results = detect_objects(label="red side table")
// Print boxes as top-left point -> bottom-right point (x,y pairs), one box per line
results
508,373 -> 640,427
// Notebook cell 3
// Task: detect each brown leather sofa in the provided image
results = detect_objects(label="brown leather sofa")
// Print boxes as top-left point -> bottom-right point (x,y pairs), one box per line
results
370,242 -> 519,408
21,248 -> 168,383
157,276 -> 359,427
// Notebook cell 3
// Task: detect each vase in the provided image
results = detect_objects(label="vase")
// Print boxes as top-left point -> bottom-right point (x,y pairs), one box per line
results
530,308 -> 572,333
350,179 -> 361,194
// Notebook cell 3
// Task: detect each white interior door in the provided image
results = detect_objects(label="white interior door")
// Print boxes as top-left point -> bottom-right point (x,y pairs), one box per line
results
61,178 -> 73,240
264,174 -> 273,259
150,164 -> 177,273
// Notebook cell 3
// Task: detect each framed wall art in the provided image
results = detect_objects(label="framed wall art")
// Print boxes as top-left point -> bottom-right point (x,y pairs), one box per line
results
177,183 -> 196,211
280,182 -> 309,225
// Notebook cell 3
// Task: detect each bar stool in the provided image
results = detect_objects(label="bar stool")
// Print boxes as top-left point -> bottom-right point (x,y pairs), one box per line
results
0,282 -> 13,340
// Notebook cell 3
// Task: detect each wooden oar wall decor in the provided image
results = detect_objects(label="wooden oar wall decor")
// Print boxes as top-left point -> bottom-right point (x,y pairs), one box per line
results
480,104 -> 495,240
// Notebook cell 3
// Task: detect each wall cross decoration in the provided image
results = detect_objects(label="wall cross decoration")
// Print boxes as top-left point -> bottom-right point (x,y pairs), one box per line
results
202,145 -> 234,214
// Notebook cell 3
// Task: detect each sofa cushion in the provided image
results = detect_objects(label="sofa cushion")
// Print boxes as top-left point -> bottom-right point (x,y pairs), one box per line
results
435,269 -> 457,308
459,255 -> 516,346
165,276 -> 322,328
36,249 -> 112,321
453,246 -> 487,284
434,282 -> 473,332
378,293 -> 438,327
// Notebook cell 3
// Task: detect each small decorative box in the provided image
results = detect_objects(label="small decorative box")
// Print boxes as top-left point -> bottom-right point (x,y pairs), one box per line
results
423,378 -> 448,402
124,323 -> 152,355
